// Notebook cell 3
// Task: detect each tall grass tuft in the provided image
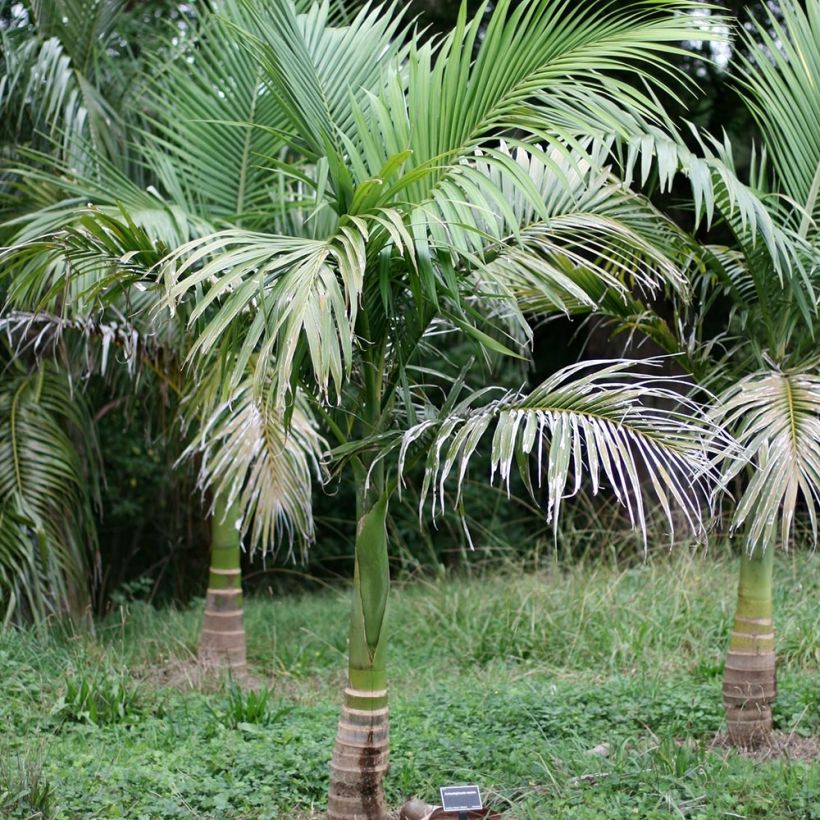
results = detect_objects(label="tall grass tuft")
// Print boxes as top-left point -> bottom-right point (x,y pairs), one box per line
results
0,749 -> 56,818
51,669 -> 136,725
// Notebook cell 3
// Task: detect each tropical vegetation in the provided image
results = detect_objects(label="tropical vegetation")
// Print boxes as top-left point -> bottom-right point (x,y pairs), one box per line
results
0,0 -> 817,818
589,0 -> 819,747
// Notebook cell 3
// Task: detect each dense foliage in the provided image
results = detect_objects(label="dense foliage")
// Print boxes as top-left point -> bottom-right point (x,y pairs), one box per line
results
0,0 -> 817,814
1,0 -> 815,613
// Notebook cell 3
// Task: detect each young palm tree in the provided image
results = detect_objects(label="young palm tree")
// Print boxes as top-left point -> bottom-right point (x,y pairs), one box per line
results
1,2 -> 325,639
150,2 -> 729,815
186,375 -> 322,671
704,0 -> 819,747
592,0 -> 818,747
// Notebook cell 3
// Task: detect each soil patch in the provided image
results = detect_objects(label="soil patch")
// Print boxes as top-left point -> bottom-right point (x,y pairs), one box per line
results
135,658 -> 261,692
710,731 -> 819,762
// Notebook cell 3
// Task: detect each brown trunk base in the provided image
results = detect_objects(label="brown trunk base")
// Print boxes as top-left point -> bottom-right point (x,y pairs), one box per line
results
198,588 -> 246,671
723,647 -> 776,748
328,689 -> 389,820
724,704 -> 773,747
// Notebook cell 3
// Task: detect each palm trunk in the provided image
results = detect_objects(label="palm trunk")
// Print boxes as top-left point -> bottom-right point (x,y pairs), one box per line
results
723,545 -> 776,746
328,491 -> 390,820
199,496 -> 246,672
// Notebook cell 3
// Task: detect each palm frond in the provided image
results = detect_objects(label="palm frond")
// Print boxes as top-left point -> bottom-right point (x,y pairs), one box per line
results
1,201 -> 180,315
472,142 -> 692,317
233,0 -> 409,166
711,368 -> 820,552
735,0 -> 820,239
345,0 -> 722,197
0,357 -> 99,624
622,121 -> 816,302
164,213 -> 388,406
0,308 -> 153,379
399,358 -> 724,546
142,1 -> 291,227
184,379 -> 325,558
0,0 -> 136,165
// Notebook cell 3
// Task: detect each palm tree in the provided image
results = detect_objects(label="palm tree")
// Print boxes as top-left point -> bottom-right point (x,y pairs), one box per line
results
590,0 -> 818,747
702,0 -> 818,747
186,374 -> 322,672
1,2 -> 326,641
0,250 -> 323,657
151,2 -> 730,815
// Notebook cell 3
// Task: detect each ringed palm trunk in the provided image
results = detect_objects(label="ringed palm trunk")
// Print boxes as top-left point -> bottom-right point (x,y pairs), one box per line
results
328,489 -> 391,820
723,545 -> 776,746
199,496 -> 246,672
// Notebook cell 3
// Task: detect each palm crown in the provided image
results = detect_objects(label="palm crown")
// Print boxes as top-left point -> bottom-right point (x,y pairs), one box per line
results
152,0 -> 725,538
619,0 -> 820,551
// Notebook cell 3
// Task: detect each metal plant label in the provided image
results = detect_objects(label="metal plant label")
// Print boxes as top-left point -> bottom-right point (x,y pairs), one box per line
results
440,785 -> 482,812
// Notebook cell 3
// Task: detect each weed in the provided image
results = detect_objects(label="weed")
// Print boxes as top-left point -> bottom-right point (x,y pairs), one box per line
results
0,748 -> 55,818
214,679 -> 293,729
51,670 -> 136,726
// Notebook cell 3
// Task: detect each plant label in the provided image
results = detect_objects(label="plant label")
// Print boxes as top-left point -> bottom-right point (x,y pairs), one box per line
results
440,785 -> 482,812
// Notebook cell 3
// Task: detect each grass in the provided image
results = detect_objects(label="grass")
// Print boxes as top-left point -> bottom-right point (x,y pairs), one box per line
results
1,549 -> 818,818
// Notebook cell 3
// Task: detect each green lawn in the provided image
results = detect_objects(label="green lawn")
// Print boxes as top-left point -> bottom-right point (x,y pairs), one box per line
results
1,552 -> 818,818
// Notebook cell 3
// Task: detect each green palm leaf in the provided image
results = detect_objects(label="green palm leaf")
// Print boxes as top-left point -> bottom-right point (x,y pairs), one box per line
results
622,122 -> 815,299
400,358 -> 724,545
473,141 -> 692,316
234,0 -> 409,164
184,379 -> 325,557
388,0 -> 719,185
0,358 -> 99,624
711,368 -> 820,552
143,1 -> 291,227
735,0 -> 820,239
